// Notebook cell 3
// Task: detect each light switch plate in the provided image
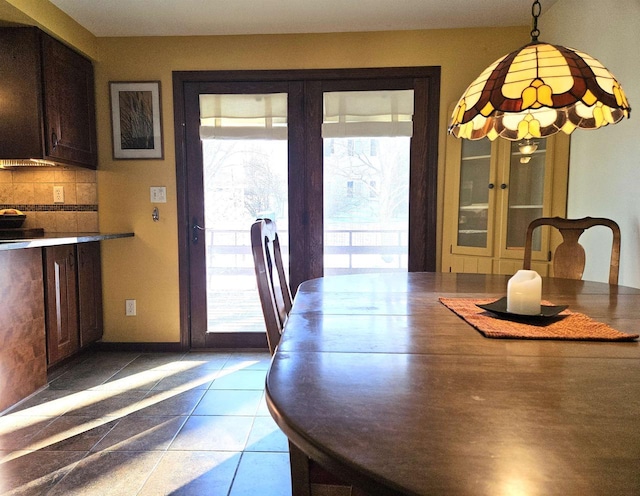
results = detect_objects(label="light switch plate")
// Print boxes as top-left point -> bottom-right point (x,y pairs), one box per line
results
150,186 -> 167,203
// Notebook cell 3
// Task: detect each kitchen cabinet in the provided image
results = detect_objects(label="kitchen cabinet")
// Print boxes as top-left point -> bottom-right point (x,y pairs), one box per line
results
0,233 -> 130,410
44,245 -> 79,365
44,242 -> 103,366
442,132 -> 570,275
77,242 -> 104,347
0,248 -> 47,412
0,27 -> 97,169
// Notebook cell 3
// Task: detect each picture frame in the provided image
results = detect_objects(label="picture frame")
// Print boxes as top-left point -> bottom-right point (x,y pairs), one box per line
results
110,81 -> 163,160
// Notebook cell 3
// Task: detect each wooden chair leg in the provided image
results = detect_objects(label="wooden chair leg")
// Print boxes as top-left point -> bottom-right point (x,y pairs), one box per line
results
289,439 -> 369,495
289,440 -> 311,496
351,488 -> 369,496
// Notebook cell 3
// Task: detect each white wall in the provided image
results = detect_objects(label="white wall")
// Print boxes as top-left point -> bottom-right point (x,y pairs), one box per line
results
543,0 -> 640,287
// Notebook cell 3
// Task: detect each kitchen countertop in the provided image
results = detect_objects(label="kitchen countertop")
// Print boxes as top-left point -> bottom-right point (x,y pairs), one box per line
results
0,232 -> 134,250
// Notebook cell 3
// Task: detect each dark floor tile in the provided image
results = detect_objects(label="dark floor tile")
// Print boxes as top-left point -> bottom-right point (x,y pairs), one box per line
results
131,389 -> 207,417
151,366 -> 220,391
257,392 -> 271,416
46,450 -> 163,496
192,389 -> 263,416
223,353 -> 272,371
94,369 -> 169,392
74,351 -> 141,371
245,416 -> 289,452
170,415 -> 254,451
6,388 -> 84,417
46,352 -> 139,390
1,352 -> 294,496
0,416 -> 57,451
228,452 -> 291,496
62,390 -> 149,418
138,450 -> 241,495
0,449 -> 86,495
47,369 -> 119,391
209,369 -> 267,390
119,353 -> 187,372
25,415 -> 118,452
179,352 -> 232,370
91,415 -> 187,452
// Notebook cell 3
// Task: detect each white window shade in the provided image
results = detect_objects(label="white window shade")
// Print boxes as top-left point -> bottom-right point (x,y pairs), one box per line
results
199,93 -> 288,140
323,90 -> 414,138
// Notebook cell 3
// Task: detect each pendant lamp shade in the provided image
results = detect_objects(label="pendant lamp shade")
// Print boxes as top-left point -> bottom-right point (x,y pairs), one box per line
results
449,42 -> 631,141
449,0 -> 630,141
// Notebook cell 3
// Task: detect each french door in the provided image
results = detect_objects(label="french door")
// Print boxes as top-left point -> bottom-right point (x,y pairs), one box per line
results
173,68 -> 440,349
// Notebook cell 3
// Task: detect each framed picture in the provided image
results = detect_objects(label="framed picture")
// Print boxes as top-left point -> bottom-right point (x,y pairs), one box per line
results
110,81 -> 163,159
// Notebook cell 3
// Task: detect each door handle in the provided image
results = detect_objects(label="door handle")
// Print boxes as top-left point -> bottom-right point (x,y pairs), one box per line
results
192,218 -> 205,244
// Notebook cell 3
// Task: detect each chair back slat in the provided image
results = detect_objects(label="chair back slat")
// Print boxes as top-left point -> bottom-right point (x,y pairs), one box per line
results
252,218 -> 375,493
251,218 -> 292,355
523,216 -> 620,285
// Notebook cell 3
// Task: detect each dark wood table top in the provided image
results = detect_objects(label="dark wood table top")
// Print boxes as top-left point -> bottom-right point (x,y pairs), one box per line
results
265,272 -> 640,495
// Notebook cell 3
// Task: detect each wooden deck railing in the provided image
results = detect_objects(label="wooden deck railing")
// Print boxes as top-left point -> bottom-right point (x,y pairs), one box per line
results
205,228 -> 408,275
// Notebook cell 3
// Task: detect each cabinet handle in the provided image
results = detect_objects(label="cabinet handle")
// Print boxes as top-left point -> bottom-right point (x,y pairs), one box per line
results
51,131 -> 59,149
500,183 -> 508,189
488,183 -> 495,189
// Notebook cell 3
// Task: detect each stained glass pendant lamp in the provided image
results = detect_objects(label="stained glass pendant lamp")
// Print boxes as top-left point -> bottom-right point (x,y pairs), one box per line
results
448,0 -> 631,141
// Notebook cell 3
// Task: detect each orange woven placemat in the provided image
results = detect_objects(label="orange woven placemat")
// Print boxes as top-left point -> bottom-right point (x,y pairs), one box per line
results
439,297 -> 639,341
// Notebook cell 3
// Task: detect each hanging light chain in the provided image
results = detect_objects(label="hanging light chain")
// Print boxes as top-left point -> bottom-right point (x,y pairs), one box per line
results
530,0 -> 541,42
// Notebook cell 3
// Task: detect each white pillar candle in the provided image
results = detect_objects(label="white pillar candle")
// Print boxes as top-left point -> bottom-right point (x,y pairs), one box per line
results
507,270 -> 542,315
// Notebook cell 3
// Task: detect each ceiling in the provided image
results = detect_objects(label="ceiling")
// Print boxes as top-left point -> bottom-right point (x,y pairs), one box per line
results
48,0 -> 559,37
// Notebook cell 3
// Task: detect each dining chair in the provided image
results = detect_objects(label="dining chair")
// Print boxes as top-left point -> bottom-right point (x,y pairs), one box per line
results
250,218 -> 292,355
251,218 -> 364,496
523,216 -> 621,285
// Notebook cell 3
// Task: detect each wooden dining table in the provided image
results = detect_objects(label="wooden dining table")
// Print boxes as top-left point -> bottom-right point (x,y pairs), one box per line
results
265,272 -> 640,495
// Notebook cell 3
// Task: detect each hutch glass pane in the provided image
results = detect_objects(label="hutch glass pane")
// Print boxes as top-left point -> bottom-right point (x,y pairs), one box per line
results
506,139 -> 546,249
457,139 -> 491,248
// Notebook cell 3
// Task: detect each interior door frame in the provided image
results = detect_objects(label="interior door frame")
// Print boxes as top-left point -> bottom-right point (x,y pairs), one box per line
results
173,67 -> 440,350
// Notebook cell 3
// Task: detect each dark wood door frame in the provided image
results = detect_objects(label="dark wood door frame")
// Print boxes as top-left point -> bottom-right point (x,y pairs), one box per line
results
173,67 -> 440,350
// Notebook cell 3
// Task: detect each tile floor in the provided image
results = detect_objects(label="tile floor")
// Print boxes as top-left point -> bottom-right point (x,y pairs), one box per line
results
0,351 -> 297,495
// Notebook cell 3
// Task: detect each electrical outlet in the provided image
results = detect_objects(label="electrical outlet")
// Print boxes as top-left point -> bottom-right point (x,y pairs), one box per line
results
150,186 -> 167,203
125,299 -> 137,316
53,186 -> 64,203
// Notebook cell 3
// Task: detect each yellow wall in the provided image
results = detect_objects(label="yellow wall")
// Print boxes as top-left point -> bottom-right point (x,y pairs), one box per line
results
1,0 -> 529,343
544,0 -> 640,287
98,28 -> 529,343
1,0 -> 96,58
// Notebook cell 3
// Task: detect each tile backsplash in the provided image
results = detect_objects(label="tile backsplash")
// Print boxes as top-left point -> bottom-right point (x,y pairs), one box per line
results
0,167 -> 98,232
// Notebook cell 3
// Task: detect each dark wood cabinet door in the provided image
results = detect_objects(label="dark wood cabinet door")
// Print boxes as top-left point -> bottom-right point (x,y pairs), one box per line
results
0,28 -> 43,160
44,245 -> 79,366
77,242 -> 103,347
41,33 -> 97,168
0,27 -> 97,168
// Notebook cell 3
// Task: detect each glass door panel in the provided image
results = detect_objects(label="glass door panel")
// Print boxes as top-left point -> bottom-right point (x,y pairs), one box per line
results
322,90 -> 412,275
200,92 -> 288,335
323,137 -> 410,274
505,139 -> 546,250
457,139 -> 492,249
202,139 -> 288,333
